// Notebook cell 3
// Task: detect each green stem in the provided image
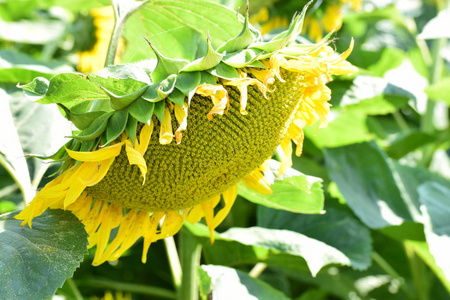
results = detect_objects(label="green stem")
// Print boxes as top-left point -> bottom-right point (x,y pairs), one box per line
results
164,236 -> 182,291
249,263 -> 267,278
105,0 -> 146,67
421,37 -> 447,166
392,111 -> 409,134
404,243 -> 430,300
371,252 -> 413,299
66,278 -> 83,300
79,278 -> 176,299
104,13 -> 126,67
179,228 -> 202,300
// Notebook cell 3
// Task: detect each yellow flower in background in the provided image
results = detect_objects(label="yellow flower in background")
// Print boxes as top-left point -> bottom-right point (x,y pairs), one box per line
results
16,7 -> 358,266
77,6 -> 124,74
252,0 -> 362,41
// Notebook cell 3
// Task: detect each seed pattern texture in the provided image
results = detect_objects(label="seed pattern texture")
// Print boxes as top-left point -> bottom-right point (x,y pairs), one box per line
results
86,71 -> 305,211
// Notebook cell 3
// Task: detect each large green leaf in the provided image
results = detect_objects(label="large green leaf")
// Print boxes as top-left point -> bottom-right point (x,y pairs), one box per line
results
0,210 -> 88,299
337,75 -> 412,115
200,265 -> 290,300
122,0 -> 245,62
419,183 -> 450,282
425,77 -> 450,106
0,18 -> 65,44
304,110 -> 373,148
324,141 -> 413,229
219,227 -> 352,276
257,205 -> 372,271
0,89 -> 33,203
0,50 -> 73,83
238,160 -> 324,214
20,73 -> 109,105
5,89 -> 72,190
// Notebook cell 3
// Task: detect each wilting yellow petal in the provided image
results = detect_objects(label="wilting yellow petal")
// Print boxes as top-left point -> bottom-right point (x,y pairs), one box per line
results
278,135 -> 293,176
142,212 -> 164,263
125,140 -> 147,183
159,106 -> 174,145
201,195 -> 220,243
66,142 -> 124,162
196,84 -> 229,120
241,168 -> 272,195
213,184 -> 238,228
136,121 -> 154,155
174,103 -> 188,144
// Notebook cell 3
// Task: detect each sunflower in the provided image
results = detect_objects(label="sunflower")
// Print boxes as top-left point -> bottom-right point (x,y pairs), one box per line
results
16,7 -> 357,266
77,6 -> 124,74
252,0 -> 362,41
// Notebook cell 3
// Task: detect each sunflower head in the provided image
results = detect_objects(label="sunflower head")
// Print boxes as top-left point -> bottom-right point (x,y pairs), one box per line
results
16,5 -> 357,266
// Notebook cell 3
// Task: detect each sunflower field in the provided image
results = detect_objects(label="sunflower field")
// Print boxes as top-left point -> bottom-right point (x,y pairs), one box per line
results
1,0 -> 450,299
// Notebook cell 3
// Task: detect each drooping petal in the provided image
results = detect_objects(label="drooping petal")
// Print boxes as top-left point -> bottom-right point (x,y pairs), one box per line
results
159,106 -> 174,145
66,142 -> 124,162
241,168 -> 272,195
125,140 -> 147,183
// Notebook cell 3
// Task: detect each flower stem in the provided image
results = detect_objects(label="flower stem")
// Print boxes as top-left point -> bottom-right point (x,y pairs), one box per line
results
179,228 -> 202,300
79,278 -> 176,299
66,278 -> 83,300
404,243 -> 430,300
371,252 -> 413,299
249,263 -> 267,278
105,0 -> 146,67
164,236 -> 182,291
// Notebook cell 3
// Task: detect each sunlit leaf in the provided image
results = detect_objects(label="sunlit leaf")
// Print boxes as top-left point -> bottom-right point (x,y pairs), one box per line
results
200,265 -> 290,300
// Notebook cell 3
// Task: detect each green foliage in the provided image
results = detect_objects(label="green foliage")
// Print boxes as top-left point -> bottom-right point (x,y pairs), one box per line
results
1,0 -> 450,299
0,210 -> 87,299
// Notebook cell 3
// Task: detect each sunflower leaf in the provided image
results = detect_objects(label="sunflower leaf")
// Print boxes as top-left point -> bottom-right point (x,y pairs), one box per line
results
167,88 -> 186,107
175,71 -> 201,101
122,0 -> 244,62
180,38 -> 224,72
222,49 -> 264,68
89,75 -> 149,110
105,110 -> 129,145
147,42 -> 189,83
418,183 -> 450,282
200,265 -> 290,300
257,205 -> 372,271
209,62 -> 240,80
141,74 -> 177,102
70,112 -> 113,141
154,101 -> 166,123
19,73 -> 109,104
128,98 -> 155,124
238,160 -> 324,214
0,210 -> 87,300
125,115 -> 138,144
216,8 -> 256,53
324,141 -> 415,229
62,109 -> 107,130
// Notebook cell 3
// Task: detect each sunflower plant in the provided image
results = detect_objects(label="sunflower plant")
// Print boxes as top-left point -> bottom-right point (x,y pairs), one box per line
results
1,0 -> 450,300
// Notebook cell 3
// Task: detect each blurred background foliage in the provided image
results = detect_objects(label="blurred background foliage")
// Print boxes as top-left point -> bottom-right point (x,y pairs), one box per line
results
1,0 -> 450,299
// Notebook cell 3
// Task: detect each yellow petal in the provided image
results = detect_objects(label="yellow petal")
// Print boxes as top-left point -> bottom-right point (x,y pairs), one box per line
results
213,184 -> 238,228
159,106 -> 174,145
241,168 -> 272,195
126,140 -> 147,183
174,103 -> 188,144
66,142 -> 124,162
136,121 -> 153,155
